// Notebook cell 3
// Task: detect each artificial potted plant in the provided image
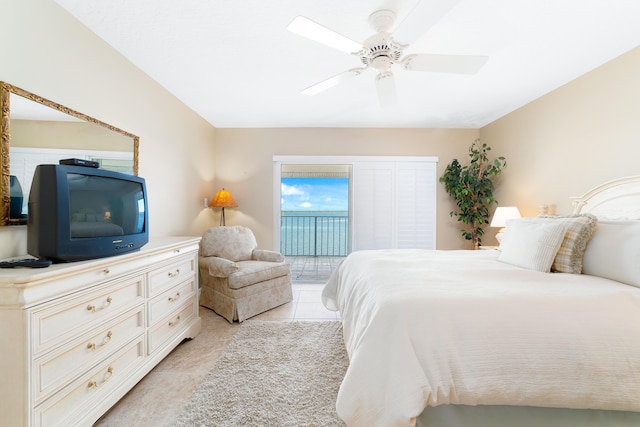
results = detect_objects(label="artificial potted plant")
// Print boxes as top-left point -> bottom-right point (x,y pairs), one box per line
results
440,138 -> 507,249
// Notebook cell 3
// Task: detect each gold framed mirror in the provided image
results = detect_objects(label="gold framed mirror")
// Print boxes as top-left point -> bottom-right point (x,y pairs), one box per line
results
0,82 -> 139,226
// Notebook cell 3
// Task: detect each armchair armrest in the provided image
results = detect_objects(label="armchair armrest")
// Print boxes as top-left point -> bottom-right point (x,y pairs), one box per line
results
252,249 -> 285,263
199,256 -> 239,277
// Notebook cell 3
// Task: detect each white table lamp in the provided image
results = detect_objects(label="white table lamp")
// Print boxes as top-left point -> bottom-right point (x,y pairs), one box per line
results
490,206 -> 521,243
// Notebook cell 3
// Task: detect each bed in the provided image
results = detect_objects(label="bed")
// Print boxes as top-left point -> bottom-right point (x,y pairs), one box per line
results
322,176 -> 640,427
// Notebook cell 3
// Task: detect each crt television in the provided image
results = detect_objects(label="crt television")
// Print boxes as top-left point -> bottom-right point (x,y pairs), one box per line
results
27,164 -> 149,262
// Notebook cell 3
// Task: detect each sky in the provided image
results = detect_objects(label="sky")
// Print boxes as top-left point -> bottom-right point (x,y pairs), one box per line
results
281,178 -> 348,211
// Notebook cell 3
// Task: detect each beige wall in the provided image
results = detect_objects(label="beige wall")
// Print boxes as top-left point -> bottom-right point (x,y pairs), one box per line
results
481,46 -> 640,218
214,128 -> 480,250
0,0 -> 217,259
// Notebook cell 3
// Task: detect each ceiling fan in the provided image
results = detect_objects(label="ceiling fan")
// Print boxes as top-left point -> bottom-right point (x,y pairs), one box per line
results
287,0 -> 488,107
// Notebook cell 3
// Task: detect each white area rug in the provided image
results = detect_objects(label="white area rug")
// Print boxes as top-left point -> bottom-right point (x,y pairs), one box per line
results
174,320 -> 347,426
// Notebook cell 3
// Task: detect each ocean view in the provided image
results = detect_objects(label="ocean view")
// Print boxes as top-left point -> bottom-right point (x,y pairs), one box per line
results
281,211 -> 349,256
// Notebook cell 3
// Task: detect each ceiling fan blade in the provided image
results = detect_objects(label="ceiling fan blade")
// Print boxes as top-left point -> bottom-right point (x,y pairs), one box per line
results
391,0 -> 461,46
375,71 -> 397,108
302,68 -> 365,96
287,16 -> 362,54
402,54 -> 488,74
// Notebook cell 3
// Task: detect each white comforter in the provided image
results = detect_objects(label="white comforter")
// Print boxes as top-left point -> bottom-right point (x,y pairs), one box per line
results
322,249 -> 640,427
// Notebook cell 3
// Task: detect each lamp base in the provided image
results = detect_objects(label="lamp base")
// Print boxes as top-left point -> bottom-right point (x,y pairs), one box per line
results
220,207 -> 226,226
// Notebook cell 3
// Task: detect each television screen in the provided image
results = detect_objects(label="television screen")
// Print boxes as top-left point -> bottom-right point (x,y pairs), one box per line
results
67,173 -> 146,238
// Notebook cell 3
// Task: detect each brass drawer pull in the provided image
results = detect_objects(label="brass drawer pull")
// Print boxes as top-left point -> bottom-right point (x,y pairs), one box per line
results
87,297 -> 112,313
88,366 -> 113,389
168,315 -> 181,327
167,268 -> 181,279
168,292 -> 181,302
87,331 -> 113,351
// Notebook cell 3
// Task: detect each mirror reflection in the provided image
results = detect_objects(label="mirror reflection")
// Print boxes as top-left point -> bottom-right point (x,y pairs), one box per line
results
1,82 -> 139,225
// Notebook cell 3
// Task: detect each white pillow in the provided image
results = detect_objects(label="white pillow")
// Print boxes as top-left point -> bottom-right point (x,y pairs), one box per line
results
582,220 -> 640,287
497,219 -> 567,272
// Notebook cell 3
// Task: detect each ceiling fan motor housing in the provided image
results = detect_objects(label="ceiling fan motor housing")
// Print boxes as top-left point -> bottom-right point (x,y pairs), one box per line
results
360,33 -> 403,71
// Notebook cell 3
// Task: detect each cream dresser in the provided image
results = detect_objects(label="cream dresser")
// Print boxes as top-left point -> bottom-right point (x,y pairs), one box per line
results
0,237 -> 202,427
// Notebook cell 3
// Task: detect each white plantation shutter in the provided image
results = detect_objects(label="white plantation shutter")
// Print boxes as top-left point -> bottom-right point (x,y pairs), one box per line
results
352,158 -> 437,251
352,162 -> 394,251
396,161 -> 436,249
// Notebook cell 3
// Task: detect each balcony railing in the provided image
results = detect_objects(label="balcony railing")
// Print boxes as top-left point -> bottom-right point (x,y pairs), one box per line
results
281,212 -> 349,256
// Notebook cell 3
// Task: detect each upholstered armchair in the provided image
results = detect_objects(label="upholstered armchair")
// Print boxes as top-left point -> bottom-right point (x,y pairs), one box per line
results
198,225 -> 293,323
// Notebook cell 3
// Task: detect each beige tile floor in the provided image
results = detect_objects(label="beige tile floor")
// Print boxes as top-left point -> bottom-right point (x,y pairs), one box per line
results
93,282 -> 338,426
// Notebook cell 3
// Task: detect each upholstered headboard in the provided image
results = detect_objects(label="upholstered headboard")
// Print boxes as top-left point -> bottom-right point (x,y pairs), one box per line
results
571,176 -> 640,219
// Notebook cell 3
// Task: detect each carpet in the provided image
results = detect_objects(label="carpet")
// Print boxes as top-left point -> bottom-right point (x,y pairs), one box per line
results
174,320 -> 348,427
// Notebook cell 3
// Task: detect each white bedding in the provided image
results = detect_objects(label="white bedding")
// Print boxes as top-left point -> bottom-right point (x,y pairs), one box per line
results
322,249 -> 640,427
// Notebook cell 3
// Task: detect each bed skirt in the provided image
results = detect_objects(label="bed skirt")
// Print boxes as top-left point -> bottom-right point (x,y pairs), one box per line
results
417,405 -> 640,427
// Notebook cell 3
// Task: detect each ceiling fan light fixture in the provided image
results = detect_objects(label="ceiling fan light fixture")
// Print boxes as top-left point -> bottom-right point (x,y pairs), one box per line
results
370,55 -> 392,71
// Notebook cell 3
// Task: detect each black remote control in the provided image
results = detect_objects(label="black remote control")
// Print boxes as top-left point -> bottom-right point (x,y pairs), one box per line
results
0,258 -> 53,268
59,158 -> 100,168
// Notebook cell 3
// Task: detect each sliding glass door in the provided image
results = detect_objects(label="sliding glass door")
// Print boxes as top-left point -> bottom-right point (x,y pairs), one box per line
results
279,164 -> 351,257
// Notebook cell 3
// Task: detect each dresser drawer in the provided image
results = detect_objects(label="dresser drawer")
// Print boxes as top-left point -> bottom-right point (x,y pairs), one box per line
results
31,275 -> 145,356
148,300 -> 197,354
148,278 -> 196,326
33,306 -> 145,404
34,337 -> 145,427
148,255 -> 196,297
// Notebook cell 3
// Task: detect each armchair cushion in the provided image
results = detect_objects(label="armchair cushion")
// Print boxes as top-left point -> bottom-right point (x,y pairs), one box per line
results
253,249 -> 285,263
200,225 -> 258,261
227,260 -> 291,290
199,256 -> 239,278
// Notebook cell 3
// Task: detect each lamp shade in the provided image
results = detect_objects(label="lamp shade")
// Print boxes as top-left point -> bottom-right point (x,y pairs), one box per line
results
209,189 -> 238,209
490,206 -> 521,228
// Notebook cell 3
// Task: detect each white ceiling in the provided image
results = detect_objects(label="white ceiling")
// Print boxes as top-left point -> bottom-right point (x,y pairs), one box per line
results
55,0 -> 640,129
